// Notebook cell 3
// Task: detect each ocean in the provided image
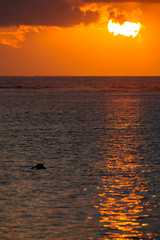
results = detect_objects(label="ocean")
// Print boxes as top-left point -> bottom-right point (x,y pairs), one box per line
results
0,76 -> 159,239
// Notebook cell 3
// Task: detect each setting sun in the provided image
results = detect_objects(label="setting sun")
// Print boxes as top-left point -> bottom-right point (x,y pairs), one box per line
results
108,19 -> 141,38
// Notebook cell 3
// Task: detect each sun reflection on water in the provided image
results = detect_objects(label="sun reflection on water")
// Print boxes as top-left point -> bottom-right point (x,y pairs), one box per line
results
94,94 -> 154,239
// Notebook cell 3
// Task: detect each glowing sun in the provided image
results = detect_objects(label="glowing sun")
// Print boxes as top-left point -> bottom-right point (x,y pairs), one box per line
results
108,19 -> 141,38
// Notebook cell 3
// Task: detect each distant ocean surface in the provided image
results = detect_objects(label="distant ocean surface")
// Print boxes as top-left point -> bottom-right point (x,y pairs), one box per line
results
0,76 -> 160,240
0,76 -> 160,90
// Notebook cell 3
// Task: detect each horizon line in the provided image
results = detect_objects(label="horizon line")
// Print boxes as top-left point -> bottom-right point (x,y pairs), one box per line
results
0,75 -> 160,78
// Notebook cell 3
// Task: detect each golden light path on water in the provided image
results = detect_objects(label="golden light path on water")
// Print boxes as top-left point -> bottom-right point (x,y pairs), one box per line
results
91,94 -> 154,239
108,19 -> 141,38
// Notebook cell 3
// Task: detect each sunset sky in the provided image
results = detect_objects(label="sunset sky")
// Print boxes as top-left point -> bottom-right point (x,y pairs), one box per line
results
0,0 -> 160,76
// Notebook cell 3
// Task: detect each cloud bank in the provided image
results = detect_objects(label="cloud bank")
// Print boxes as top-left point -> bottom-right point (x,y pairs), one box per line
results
0,0 -> 159,28
0,0 -> 99,28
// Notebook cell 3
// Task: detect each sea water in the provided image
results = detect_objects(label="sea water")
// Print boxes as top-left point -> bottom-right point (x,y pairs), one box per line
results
0,76 -> 159,239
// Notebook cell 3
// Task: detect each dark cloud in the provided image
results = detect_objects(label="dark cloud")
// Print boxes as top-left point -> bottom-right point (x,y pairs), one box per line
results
0,0 -> 159,28
0,0 -> 99,27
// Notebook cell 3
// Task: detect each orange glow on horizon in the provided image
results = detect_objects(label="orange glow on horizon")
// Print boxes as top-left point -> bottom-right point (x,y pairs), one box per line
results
108,19 -> 141,38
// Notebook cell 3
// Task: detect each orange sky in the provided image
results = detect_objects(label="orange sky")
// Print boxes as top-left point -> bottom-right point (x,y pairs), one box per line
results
0,1 -> 160,76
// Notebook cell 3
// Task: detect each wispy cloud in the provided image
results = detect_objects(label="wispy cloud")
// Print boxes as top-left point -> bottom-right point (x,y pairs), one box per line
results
0,26 -> 42,48
108,8 -> 142,23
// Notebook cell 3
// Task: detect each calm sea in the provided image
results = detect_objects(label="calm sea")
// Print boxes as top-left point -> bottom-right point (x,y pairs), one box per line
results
0,76 -> 160,240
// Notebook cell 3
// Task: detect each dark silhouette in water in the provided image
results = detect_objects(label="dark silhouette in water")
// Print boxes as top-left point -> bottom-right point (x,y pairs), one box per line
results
31,163 -> 46,170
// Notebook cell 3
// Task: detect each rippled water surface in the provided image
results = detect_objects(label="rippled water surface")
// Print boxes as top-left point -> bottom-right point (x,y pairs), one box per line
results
0,77 -> 160,239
